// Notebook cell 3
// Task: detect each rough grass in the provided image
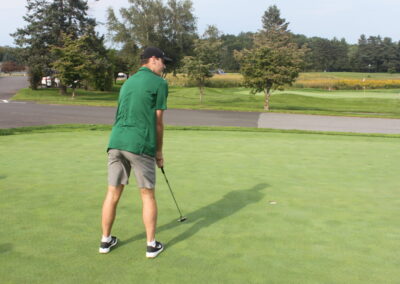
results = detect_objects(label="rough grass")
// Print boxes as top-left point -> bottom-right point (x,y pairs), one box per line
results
165,73 -> 243,87
1,126 -> 399,283
298,72 -> 400,80
295,72 -> 400,89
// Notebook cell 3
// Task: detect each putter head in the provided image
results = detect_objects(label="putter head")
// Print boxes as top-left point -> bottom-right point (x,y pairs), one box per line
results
178,217 -> 187,222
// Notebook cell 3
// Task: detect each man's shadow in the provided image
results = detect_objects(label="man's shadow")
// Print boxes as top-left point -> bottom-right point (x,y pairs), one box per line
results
119,183 -> 268,249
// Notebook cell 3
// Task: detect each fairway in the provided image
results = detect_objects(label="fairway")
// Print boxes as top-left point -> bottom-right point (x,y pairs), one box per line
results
1,128 -> 399,283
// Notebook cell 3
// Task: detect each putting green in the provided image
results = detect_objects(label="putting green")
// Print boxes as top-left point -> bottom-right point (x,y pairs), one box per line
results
1,128 -> 399,283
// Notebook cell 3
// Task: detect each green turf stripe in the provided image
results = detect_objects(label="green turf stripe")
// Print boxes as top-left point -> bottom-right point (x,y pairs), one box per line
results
1,124 -> 400,139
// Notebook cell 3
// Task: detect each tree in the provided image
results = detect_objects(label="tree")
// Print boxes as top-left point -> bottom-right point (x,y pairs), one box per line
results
220,32 -> 254,72
330,38 -> 350,71
235,39 -> 306,110
11,0 -> 97,90
108,49 -> 130,83
262,4 -> 289,33
235,5 -> 306,110
106,0 -> 163,73
181,26 -> 222,103
165,0 -> 197,73
106,0 -> 197,74
380,37 -> 398,73
302,37 -> 349,71
82,30 -> 114,91
0,46 -> 24,65
51,31 -> 114,95
51,34 -> 92,97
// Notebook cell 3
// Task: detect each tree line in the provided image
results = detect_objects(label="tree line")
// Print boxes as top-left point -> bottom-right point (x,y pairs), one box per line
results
6,1 -> 400,99
208,33 -> 400,73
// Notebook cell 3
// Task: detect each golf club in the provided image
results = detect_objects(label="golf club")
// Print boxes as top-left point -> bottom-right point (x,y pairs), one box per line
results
160,167 -> 187,222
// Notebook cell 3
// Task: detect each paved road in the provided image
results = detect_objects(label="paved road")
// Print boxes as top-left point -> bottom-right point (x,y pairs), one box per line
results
0,76 -> 29,100
1,76 -> 400,133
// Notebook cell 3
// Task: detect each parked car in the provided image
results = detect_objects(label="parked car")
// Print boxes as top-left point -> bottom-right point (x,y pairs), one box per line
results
116,72 -> 127,81
41,76 -> 52,87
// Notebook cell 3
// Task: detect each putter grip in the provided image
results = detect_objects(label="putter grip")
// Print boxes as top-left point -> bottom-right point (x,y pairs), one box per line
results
161,167 -> 165,174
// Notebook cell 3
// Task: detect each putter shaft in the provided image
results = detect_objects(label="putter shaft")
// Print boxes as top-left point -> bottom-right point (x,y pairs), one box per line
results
161,167 -> 186,221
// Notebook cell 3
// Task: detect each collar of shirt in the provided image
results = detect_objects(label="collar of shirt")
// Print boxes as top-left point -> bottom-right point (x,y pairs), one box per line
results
139,66 -> 153,73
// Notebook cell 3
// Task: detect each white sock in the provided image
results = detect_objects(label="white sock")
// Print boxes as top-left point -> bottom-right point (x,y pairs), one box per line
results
147,240 -> 156,247
102,235 -> 112,243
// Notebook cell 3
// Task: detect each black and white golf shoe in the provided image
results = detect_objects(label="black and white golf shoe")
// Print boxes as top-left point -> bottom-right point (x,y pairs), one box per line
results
99,236 -> 118,254
146,241 -> 164,258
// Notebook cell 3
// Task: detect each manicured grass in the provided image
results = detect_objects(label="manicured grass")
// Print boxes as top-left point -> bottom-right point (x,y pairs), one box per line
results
13,87 -> 120,105
12,86 -> 400,118
1,126 -> 399,283
270,91 -> 400,117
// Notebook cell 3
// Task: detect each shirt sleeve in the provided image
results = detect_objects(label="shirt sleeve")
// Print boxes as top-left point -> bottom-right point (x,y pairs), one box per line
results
156,79 -> 168,110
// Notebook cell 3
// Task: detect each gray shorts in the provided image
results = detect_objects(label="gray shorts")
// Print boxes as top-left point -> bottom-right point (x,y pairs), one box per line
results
108,149 -> 156,189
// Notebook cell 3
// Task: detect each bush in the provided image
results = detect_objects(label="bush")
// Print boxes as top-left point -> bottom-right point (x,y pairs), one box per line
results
1,61 -> 25,74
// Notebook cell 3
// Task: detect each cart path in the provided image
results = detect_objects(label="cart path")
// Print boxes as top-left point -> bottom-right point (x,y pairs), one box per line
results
257,113 -> 400,134
1,76 -> 400,134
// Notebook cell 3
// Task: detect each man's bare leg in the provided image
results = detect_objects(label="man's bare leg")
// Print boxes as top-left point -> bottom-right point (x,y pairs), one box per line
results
102,185 -> 124,237
140,188 -> 157,242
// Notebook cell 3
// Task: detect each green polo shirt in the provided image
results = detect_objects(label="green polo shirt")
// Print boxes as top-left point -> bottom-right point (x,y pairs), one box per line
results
108,67 -> 168,157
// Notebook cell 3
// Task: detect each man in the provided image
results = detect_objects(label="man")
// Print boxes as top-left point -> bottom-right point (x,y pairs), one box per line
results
99,47 -> 171,258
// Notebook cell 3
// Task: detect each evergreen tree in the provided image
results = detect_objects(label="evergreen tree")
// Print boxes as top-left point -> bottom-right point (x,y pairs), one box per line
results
11,0 -> 97,90
261,4 -> 289,33
82,30 -> 114,91
303,37 -> 349,71
330,38 -> 350,71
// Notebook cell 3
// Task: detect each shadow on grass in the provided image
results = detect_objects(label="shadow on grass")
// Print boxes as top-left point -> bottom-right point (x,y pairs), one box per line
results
119,183 -> 268,249
0,175 -> 6,180
0,243 -> 13,254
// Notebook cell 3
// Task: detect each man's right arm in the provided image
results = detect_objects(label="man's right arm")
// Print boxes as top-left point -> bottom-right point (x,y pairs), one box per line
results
155,109 -> 164,168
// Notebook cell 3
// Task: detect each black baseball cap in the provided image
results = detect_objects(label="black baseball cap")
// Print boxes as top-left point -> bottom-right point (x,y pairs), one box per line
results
140,47 -> 172,63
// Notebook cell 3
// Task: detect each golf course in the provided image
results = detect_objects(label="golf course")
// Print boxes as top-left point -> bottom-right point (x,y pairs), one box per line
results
3,0 -> 400,282
1,125 -> 399,283
12,72 -> 400,118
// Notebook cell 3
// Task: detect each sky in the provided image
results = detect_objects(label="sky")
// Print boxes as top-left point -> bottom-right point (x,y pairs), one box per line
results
1,0 -> 400,47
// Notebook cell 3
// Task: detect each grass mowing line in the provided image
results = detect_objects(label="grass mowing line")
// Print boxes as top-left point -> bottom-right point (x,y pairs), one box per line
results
2,124 -> 400,139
